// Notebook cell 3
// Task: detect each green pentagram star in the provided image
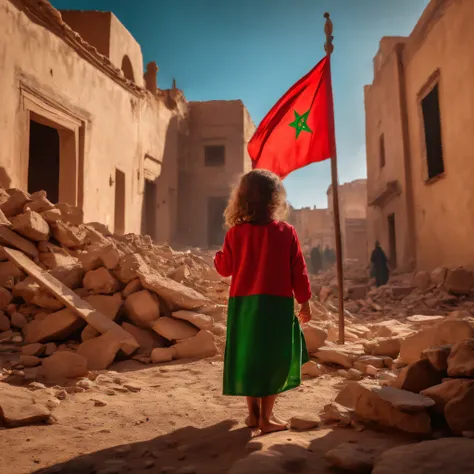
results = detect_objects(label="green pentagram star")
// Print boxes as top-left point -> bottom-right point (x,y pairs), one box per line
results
289,109 -> 312,138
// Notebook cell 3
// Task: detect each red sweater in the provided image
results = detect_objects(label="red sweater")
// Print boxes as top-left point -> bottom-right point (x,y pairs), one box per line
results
214,221 -> 311,304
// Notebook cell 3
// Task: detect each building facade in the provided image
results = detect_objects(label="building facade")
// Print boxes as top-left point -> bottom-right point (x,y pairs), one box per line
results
0,0 -> 254,248
365,0 -> 474,271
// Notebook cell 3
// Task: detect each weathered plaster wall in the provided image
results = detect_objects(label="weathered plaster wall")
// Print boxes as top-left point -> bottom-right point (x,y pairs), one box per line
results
177,100 -> 251,247
0,0 -> 181,239
289,207 -> 334,251
403,0 -> 474,271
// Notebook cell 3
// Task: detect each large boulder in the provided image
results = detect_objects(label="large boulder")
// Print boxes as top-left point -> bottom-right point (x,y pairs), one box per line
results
77,332 -> 123,370
421,379 -> 474,415
151,317 -> 199,341
445,383 -> 474,433
139,268 -> 208,311
399,320 -> 474,365
40,351 -> 88,382
364,337 -> 400,359
444,268 -> 474,295
124,290 -> 160,328
372,439 -> 474,474
10,210 -> 50,241
393,359 -> 443,394
447,339 -> 474,377
421,345 -> 451,371
0,189 -> 30,217
302,322 -> 327,353
51,221 -> 87,248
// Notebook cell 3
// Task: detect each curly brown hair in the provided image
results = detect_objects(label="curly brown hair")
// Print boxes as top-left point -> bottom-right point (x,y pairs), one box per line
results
224,169 -> 289,228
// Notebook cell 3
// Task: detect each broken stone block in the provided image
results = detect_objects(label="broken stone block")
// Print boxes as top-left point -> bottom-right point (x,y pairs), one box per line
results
302,322 -> 328,353
356,355 -> 387,369
413,271 -> 431,291
172,310 -> 214,330
122,322 -> 167,356
393,359 -> 443,393
347,285 -> 368,300
289,415 -> 320,431
40,208 -> 62,224
431,266 -> 448,286
444,383 -> 474,433
0,311 -> 10,331
399,320 -> 474,365
24,308 -> 84,343
44,342 -> 57,356
173,329 -> 218,360
325,443 -> 375,474
315,344 -> 364,369
0,209 -> 10,226
55,203 -> 83,226
25,196 -> 54,214
122,278 -> 142,298
447,339 -> 474,377
21,343 -> 46,357
363,337 -> 400,359
38,242 -> 77,269
19,355 -> 41,367
115,253 -> 149,284
445,267 -> 474,295
168,265 -> 191,283
421,379 -> 474,414
10,210 -> 50,241
151,347 -> 177,363
0,261 -> 24,287
124,290 -> 160,328
32,289 -> 64,311
10,312 -> 27,329
40,351 -> 88,382
0,287 -> 13,310
139,268 -> 208,311
151,316 -> 199,341
0,226 -> 38,259
0,189 -> 30,217
421,345 -> 451,371
81,293 -> 123,341
83,267 -> 120,295
0,384 -> 51,427
372,438 -> 474,474
79,244 -> 120,271
347,368 -> 364,381
50,264 -> 85,290
320,402 -> 353,426
77,331 -> 123,370
51,221 -> 87,248
301,360 -> 327,378
391,286 -> 415,298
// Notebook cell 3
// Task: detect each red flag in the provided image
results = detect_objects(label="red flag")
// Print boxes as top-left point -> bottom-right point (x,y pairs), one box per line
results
248,56 -> 335,179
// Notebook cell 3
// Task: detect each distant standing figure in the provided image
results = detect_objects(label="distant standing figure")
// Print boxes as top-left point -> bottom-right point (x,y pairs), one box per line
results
371,241 -> 389,287
310,246 -> 322,274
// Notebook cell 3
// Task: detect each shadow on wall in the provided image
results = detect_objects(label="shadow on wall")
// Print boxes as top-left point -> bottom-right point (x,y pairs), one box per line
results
0,167 -> 12,189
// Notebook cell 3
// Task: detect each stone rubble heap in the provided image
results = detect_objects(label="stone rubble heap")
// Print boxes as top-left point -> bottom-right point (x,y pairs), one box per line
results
0,187 -> 228,427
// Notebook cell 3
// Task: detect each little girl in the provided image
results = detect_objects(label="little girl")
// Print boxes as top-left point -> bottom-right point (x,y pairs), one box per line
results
214,169 -> 312,434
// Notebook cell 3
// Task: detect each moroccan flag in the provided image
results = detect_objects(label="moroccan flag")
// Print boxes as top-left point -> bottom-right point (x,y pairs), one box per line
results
248,56 -> 335,179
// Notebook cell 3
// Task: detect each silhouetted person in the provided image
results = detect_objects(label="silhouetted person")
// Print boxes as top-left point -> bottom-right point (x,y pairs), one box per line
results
310,246 -> 322,274
371,241 -> 389,287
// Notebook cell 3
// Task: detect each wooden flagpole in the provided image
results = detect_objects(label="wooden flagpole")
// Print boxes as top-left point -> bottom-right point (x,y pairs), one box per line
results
324,13 -> 345,344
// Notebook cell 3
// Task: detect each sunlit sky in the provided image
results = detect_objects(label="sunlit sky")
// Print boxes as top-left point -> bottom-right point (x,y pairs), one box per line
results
52,0 -> 429,209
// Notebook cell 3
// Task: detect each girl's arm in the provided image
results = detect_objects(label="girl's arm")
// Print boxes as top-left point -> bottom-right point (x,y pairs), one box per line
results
214,229 -> 233,277
290,227 -> 312,304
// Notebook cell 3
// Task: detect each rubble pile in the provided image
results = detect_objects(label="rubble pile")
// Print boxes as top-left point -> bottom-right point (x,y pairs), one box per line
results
0,188 -> 228,420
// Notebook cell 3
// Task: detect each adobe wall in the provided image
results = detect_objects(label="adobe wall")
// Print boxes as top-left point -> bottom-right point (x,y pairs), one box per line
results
177,101 -> 250,248
0,0 -> 182,240
402,0 -> 474,271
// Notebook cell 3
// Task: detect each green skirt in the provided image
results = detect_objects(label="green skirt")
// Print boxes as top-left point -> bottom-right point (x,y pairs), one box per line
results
223,294 -> 309,397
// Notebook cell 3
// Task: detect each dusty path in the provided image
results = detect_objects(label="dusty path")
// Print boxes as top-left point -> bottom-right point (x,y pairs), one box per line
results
0,358 -> 410,474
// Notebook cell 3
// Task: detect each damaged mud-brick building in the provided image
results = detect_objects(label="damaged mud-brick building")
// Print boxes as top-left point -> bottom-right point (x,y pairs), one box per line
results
0,0 -> 255,249
365,0 -> 474,272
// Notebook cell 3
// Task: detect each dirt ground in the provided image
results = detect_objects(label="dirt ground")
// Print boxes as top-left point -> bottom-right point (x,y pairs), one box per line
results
0,357 -> 412,474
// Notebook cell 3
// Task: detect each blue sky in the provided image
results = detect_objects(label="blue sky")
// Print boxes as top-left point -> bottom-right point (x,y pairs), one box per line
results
52,0 -> 429,209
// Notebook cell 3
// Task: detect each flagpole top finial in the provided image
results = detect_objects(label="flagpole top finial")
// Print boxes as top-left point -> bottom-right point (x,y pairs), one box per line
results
324,12 -> 334,55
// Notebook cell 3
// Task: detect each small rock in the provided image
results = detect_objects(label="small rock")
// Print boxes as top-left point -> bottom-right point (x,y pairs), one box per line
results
394,359 -> 443,393
19,355 -> 41,367
290,415 -> 320,431
40,351 -> 88,382
83,267 -> 121,295
347,368 -> 364,381
10,312 -> 28,329
0,311 -> 10,331
124,384 -> 141,393
447,338 -> 474,377
46,398 -> 61,410
92,398 -> 108,407
22,343 -> 46,357
55,390 -> 67,400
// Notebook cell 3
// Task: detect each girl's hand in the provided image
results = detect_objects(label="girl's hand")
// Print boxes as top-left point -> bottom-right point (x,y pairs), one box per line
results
297,301 -> 311,324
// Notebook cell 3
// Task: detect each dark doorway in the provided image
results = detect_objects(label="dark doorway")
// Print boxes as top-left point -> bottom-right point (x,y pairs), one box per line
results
28,120 -> 60,203
207,196 -> 227,247
387,213 -> 397,269
141,179 -> 157,240
114,169 -> 126,235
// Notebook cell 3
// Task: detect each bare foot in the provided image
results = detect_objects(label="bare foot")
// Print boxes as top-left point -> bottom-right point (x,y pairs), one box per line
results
270,414 -> 288,425
259,418 -> 288,434
245,414 -> 259,428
